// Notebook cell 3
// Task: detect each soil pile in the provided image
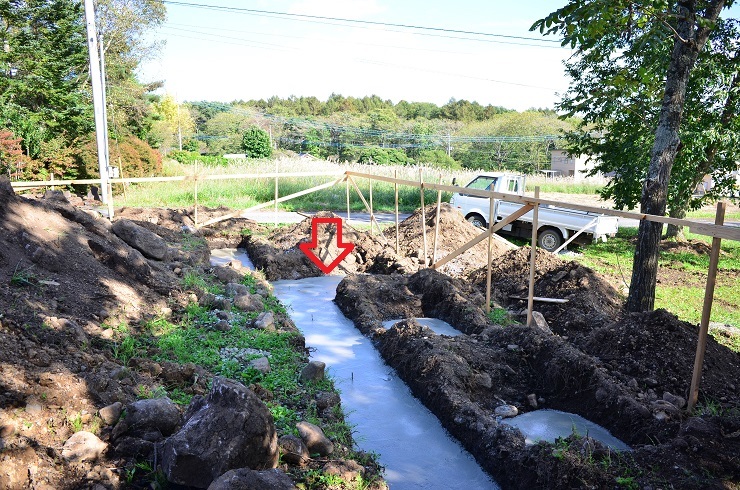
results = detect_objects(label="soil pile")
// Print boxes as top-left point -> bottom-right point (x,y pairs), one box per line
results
335,263 -> 740,489
0,183 -> 383,489
242,211 -> 415,280
386,203 -> 513,277
470,247 -> 623,335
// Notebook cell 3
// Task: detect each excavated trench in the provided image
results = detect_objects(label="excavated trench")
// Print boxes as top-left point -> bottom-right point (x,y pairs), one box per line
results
213,249 -> 632,489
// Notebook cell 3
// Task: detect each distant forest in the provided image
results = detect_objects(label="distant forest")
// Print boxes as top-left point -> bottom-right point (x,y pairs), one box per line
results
179,94 -> 578,173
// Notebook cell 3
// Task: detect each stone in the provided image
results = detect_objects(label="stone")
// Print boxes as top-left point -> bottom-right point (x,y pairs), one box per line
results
225,283 -> 249,297
234,293 -> 262,312
0,419 -> 16,438
278,435 -> 309,465
249,357 -> 271,374
299,361 -> 325,384
112,398 -> 181,441
255,311 -> 275,330
527,394 -> 538,409
215,320 -> 232,332
62,431 -> 107,462
315,392 -> 340,410
112,219 -> 168,260
99,402 -> 123,426
296,421 -> 334,457
160,376 -> 278,488
323,459 -> 365,481
663,391 -> 687,409
530,311 -> 552,334
651,399 -> 680,418
494,404 -> 518,418
207,468 -> 297,490
213,266 -> 244,284
474,372 -> 492,389
25,397 -> 42,414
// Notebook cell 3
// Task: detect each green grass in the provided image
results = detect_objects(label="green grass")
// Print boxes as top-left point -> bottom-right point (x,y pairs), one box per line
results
574,227 -> 740,334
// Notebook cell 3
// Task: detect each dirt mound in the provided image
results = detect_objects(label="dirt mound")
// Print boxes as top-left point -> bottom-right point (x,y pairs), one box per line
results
470,247 -> 623,334
386,203 -> 513,277
334,268 -> 740,489
243,211 -> 415,281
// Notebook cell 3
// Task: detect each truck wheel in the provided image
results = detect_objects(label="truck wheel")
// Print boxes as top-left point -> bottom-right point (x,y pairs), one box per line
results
466,214 -> 487,229
537,228 -> 563,252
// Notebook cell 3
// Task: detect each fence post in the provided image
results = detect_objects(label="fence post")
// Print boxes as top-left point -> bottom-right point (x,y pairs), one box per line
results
419,169 -> 428,266
274,160 -> 279,227
688,201 -> 726,412
526,187 -> 540,327
485,194 -> 495,314
394,169 -> 399,255
432,173 -> 443,264
346,176 -> 351,221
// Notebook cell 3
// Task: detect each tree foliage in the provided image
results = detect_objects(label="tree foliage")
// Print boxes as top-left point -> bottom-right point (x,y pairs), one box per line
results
242,126 -> 272,159
534,0 -> 735,312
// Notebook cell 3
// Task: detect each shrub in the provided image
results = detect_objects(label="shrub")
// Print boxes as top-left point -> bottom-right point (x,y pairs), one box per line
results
169,150 -> 227,166
76,134 -> 162,178
242,126 -> 272,159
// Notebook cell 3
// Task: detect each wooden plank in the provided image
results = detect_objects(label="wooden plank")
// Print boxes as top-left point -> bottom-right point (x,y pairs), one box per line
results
552,216 -> 599,254
509,296 -> 569,304
198,177 -> 344,228
688,202 -> 726,413
346,178 -> 351,221
526,187 -> 540,327
345,170 -> 739,240
431,204 -> 534,269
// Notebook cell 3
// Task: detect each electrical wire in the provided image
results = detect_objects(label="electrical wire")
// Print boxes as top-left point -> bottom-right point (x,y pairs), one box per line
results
162,0 -> 562,44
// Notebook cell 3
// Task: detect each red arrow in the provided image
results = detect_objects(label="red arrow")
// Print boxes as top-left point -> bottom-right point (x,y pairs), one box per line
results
299,217 -> 355,274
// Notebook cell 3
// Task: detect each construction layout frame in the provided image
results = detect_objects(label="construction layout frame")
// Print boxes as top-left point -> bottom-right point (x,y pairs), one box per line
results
10,167 -> 740,412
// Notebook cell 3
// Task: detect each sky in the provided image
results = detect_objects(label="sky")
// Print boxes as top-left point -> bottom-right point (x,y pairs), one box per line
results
138,1 -> 739,112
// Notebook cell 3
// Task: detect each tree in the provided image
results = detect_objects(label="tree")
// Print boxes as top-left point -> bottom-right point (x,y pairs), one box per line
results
534,0 -> 735,312
242,126 -> 272,159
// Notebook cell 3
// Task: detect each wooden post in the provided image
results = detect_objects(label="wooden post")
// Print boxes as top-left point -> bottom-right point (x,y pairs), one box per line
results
394,169 -> 399,255
106,179 -> 115,221
432,173 -> 443,264
194,161 -> 199,227
485,193 -> 495,314
688,201 -> 726,413
50,172 -> 55,191
419,169 -> 428,267
369,178 -> 374,235
526,187 -> 540,327
346,176 -> 351,221
274,160 -> 279,227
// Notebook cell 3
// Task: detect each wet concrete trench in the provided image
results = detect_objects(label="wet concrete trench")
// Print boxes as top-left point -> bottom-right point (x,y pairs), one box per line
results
213,249 -> 629,489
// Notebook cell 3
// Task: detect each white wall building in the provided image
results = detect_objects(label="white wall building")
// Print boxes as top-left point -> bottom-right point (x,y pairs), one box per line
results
549,149 -> 600,181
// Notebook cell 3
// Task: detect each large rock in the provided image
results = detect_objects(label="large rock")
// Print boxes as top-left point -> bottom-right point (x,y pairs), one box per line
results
207,468 -> 297,490
161,377 -> 279,488
112,218 -> 168,260
112,397 -> 181,441
296,421 -> 333,457
61,431 -> 107,462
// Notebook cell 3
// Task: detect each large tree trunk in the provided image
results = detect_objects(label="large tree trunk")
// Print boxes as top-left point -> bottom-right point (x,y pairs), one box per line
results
626,0 -> 725,312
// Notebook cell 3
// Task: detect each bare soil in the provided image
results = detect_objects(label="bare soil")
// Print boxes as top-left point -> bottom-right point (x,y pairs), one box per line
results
0,182 -> 382,489
2,180 -> 738,489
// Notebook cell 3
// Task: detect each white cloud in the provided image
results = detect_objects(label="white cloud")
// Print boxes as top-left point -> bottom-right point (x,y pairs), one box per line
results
288,0 -> 385,19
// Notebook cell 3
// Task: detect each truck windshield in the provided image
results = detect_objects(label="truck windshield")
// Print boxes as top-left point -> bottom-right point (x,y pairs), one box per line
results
466,176 -> 497,190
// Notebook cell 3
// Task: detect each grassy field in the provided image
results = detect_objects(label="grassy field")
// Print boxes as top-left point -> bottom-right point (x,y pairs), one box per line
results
572,227 -> 740,346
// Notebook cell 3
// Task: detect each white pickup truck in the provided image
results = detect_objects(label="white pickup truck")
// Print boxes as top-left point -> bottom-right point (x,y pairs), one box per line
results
450,173 -> 619,252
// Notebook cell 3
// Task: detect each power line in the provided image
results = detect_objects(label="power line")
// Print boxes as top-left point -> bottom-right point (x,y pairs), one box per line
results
162,0 -> 562,44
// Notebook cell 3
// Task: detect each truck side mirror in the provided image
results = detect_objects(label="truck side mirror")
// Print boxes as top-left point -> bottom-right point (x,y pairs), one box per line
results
452,178 -> 457,186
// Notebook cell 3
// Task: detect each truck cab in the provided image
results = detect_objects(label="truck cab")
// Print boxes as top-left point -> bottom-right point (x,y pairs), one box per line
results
449,173 -> 525,228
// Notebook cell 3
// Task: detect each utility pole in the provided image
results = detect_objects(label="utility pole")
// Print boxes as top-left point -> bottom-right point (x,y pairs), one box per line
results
84,0 -> 109,203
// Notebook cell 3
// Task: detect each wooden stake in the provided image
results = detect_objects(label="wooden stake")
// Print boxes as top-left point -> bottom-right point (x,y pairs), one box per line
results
432,204 -> 533,270
346,177 -> 351,221
193,160 -> 198,228
369,178 -> 375,235
432,173 -> 443,264
194,161 -> 199,227
394,169 -> 399,255
688,201 -> 726,413
274,160 -> 279,227
485,193 -> 495,314
347,176 -> 387,243
526,187 -> 540,327
50,172 -> 55,191
420,169 -> 428,267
